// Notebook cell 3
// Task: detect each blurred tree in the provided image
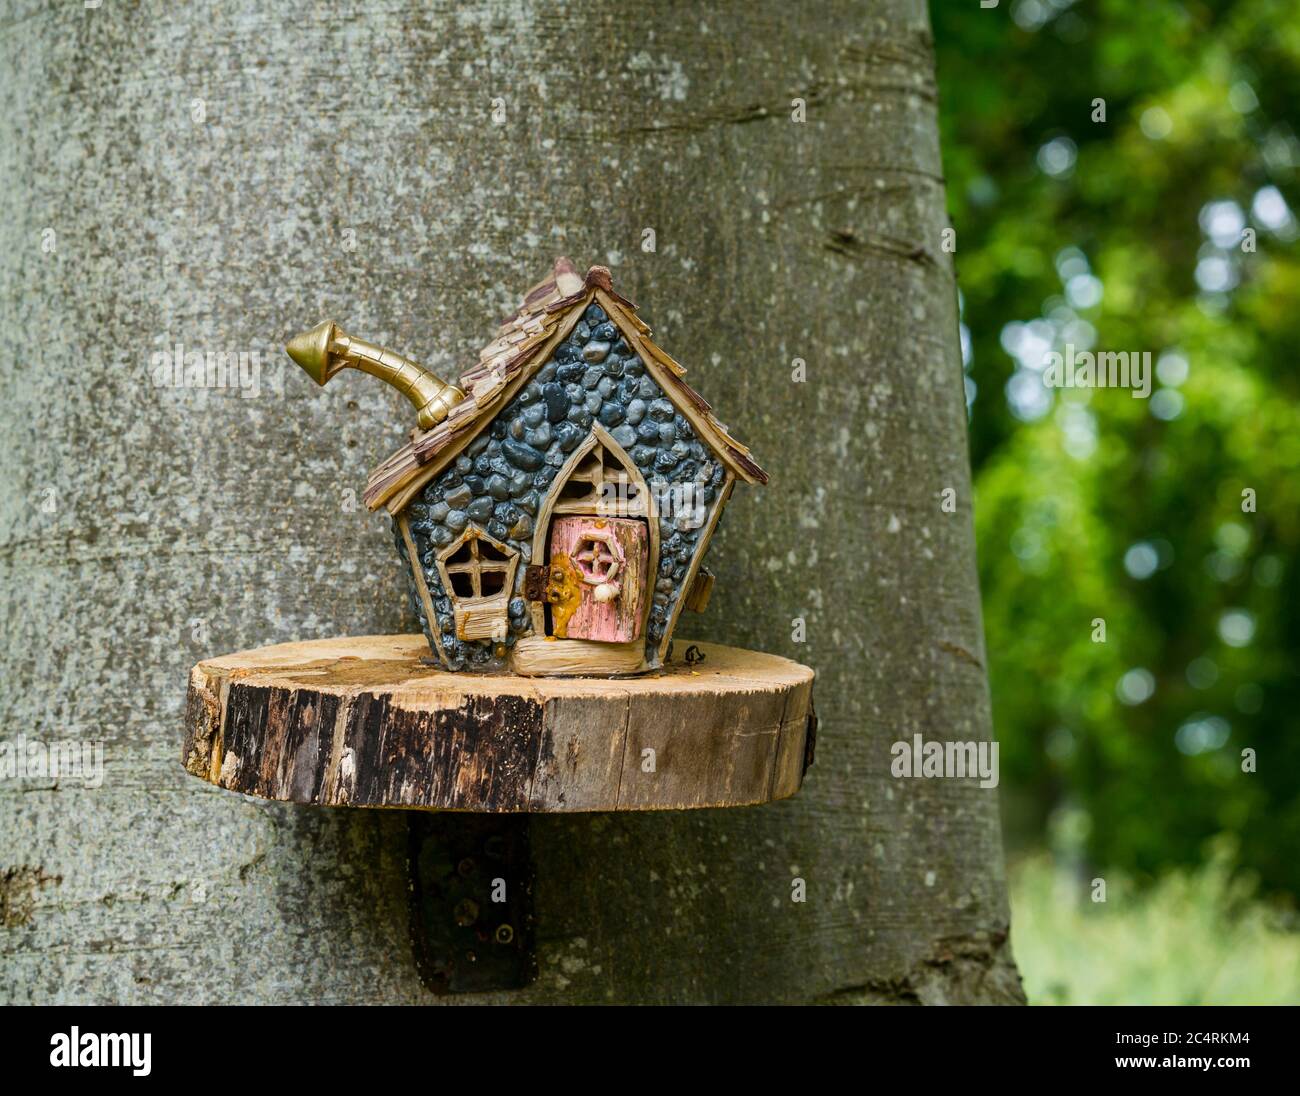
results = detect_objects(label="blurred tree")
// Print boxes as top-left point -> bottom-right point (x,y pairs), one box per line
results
934,0 -> 1300,893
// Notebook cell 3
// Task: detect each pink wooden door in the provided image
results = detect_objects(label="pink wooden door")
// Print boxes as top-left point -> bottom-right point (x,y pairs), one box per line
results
548,516 -> 647,642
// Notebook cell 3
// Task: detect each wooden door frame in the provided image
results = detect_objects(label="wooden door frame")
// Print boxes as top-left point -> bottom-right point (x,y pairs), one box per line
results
527,423 -> 659,640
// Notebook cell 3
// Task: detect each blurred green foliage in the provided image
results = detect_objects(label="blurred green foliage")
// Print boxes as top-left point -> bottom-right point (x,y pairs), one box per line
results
933,0 -> 1300,893
1011,843 -> 1300,1004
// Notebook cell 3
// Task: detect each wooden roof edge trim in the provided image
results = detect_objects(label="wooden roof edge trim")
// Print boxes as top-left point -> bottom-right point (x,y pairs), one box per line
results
543,288 -> 593,316
539,265 -> 635,313
661,368 -> 713,412
594,289 -> 769,487
485,260 -> 635,352
729,447 -> 769,485
364,289 -> 597,513
460,336 -> 549,394
655,473 -> 738,662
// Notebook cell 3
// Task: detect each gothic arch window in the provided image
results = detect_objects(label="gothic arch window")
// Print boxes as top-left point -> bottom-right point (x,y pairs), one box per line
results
553,432 -> 647,518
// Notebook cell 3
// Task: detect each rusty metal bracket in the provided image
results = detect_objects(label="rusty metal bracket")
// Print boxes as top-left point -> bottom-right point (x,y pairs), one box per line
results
802,699 -> 818,776
407,813 -> 537,995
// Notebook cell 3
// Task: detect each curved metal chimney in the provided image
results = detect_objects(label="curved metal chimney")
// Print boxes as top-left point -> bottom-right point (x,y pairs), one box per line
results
286,320 -> 465,430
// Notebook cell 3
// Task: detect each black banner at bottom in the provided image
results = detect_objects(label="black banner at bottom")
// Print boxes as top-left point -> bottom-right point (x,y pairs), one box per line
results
3,1003 -> 1290,1083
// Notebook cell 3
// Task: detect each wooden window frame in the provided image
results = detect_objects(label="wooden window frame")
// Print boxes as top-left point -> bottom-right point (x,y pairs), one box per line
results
435,526 -> 520,642
552,441 -> 648,519
571,527 -> 623,585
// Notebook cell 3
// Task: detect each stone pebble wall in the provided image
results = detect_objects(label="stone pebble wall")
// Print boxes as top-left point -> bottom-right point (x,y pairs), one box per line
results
393,301 -> 727,670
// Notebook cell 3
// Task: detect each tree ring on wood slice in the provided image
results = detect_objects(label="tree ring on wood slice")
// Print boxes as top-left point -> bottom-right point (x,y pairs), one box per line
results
181,635 -> 815,812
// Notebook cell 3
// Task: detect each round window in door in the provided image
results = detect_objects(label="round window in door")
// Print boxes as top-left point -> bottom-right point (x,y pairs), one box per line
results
572,528 -> 624,604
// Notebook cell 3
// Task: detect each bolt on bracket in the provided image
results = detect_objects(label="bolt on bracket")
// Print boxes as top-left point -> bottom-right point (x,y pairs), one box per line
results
407,813 -> 537,995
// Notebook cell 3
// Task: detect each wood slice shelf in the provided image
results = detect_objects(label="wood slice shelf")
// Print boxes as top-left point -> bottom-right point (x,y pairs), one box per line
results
182,635 -> 816,812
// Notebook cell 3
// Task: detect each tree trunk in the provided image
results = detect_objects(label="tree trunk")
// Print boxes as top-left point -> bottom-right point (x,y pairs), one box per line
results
0,0 -> 1023,1003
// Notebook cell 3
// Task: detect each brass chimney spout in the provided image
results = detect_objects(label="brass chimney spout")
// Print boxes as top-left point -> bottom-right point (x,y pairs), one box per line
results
286,320 -> 465,430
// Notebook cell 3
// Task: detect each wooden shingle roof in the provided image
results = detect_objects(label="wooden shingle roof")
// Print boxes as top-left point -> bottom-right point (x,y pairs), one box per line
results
364,258 -> 767,515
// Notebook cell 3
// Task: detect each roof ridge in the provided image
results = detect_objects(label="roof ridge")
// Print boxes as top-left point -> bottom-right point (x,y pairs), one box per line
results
363,259 -> 766,513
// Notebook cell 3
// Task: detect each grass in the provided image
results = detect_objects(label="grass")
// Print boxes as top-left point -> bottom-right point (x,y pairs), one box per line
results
1009,846 -> 1300,1005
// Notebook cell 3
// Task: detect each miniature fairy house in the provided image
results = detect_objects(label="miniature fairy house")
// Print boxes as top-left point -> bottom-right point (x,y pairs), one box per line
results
287,258 -> 766,676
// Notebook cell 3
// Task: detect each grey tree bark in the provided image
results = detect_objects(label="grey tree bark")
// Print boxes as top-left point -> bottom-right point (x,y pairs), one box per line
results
0,0 -> 1023,1004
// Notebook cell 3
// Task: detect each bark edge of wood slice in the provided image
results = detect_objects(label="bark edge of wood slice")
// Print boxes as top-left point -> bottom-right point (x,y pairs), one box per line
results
181,635 -> 815,813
